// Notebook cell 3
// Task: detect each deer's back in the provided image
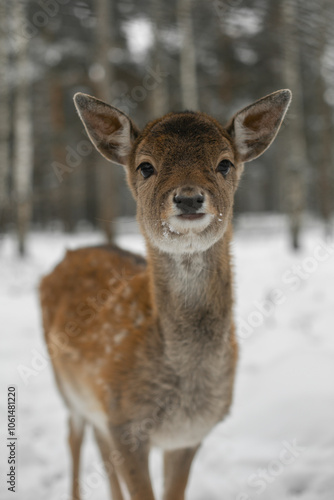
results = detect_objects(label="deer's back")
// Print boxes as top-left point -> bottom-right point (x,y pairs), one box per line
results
40,244 -> 147,333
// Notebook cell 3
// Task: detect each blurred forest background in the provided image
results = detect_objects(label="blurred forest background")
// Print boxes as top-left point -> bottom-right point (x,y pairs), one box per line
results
0,0 -> 334,255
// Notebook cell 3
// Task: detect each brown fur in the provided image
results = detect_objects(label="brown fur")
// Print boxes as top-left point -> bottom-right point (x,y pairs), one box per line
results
40,89 -> 291,500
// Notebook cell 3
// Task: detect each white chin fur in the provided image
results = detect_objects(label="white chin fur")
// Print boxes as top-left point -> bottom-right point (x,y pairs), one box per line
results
148,214 -> 226,255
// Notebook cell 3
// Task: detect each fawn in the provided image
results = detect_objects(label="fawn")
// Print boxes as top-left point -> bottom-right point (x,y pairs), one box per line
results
40,89 -> 291,500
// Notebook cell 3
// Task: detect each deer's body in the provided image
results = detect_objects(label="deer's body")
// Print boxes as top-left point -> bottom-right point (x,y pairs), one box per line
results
41,233 -> 236,445
40,90 -> 291,500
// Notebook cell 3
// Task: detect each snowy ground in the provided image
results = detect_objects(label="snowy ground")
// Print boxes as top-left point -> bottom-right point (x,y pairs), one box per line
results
1,218 -> 334,500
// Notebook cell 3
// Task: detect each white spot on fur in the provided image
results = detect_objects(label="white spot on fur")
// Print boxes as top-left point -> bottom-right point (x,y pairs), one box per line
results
121,286 -> 131,299
114,303 -> 123,316
102,323 -> 113,334
134,312 -> 144,327
114,330 -> 128,344
130,302 -> 138,319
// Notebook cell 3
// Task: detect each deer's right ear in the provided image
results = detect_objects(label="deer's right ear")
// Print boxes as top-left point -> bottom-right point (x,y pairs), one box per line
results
73,93 -> 139,166
226,89 -> 292,163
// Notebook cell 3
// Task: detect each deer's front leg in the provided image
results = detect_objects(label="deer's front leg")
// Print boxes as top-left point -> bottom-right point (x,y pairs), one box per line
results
111,427 -> 155,500
163,445 -> 200,500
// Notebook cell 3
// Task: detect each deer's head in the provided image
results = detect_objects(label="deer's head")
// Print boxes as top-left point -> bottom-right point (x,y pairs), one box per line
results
74,90 -> 291,254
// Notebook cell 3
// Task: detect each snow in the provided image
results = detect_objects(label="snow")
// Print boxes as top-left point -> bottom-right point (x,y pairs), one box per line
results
0,220 -> 334,500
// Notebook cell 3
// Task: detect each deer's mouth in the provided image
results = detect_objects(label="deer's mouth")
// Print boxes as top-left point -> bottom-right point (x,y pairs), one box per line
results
177,213 -> 205,221
166,213 -> 213,235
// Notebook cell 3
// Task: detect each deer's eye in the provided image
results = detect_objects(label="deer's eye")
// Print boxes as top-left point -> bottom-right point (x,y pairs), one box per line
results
137,162 -> 155,179
217,159 -> 233,177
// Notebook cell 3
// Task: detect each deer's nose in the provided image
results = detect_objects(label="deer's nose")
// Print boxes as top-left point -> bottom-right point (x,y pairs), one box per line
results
173,193 -> 204,214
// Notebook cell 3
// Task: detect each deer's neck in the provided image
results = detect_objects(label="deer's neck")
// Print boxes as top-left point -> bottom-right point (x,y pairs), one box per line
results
146,225 -> 234,371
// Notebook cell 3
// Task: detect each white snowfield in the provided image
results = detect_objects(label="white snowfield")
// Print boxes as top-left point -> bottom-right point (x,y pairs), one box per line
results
0,219 -> 333,500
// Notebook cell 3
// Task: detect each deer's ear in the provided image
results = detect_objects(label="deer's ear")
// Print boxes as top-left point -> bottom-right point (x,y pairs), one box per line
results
226,89 -> 292,163
74,93 -> 139,166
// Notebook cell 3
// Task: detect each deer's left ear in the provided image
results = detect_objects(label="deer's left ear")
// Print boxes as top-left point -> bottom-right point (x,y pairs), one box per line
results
226,89 -> 292,163
73,92 -> 139,166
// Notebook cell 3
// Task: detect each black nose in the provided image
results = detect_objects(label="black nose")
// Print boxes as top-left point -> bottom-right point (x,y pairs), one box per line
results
173,194 -> 204,214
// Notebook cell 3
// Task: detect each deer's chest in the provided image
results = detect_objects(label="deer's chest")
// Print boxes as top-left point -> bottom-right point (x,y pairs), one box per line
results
150,350 -> 234,450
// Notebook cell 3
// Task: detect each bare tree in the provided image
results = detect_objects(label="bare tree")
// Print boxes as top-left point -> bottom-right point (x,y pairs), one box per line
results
11,0 -> 34,256
94,0 -> 117,243
281,0 -> 308,250
50,75 -> 75,232
178,0 -> 199,110
149,0 -> 169,118
316,0 -> 333,237
0,0 -> 10,234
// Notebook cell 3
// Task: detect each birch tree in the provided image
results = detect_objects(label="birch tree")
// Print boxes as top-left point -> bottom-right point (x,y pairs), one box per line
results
94,0 -> 117,243
0,1 -> 10,234
12,0 -> 34,256
178,0 -> 199,110
316,0 -> 333,237
149,0 -> 169,118
281,0 -> 308,250
50,75 -> 74,232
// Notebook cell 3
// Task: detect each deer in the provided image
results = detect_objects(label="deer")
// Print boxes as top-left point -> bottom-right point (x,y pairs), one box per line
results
40,88 -> 291,500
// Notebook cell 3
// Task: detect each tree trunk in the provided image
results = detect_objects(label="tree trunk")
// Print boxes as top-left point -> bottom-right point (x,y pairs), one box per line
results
281,0 -> 308,250
49,76 -> 75,232
11,0 -> 34,256
94,0 -> 117,243
149,0 -> 169,118
316,0 -> 333,237
178,0 -> 199,110
0,0 -> 10,234
317,76 -> 333,238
